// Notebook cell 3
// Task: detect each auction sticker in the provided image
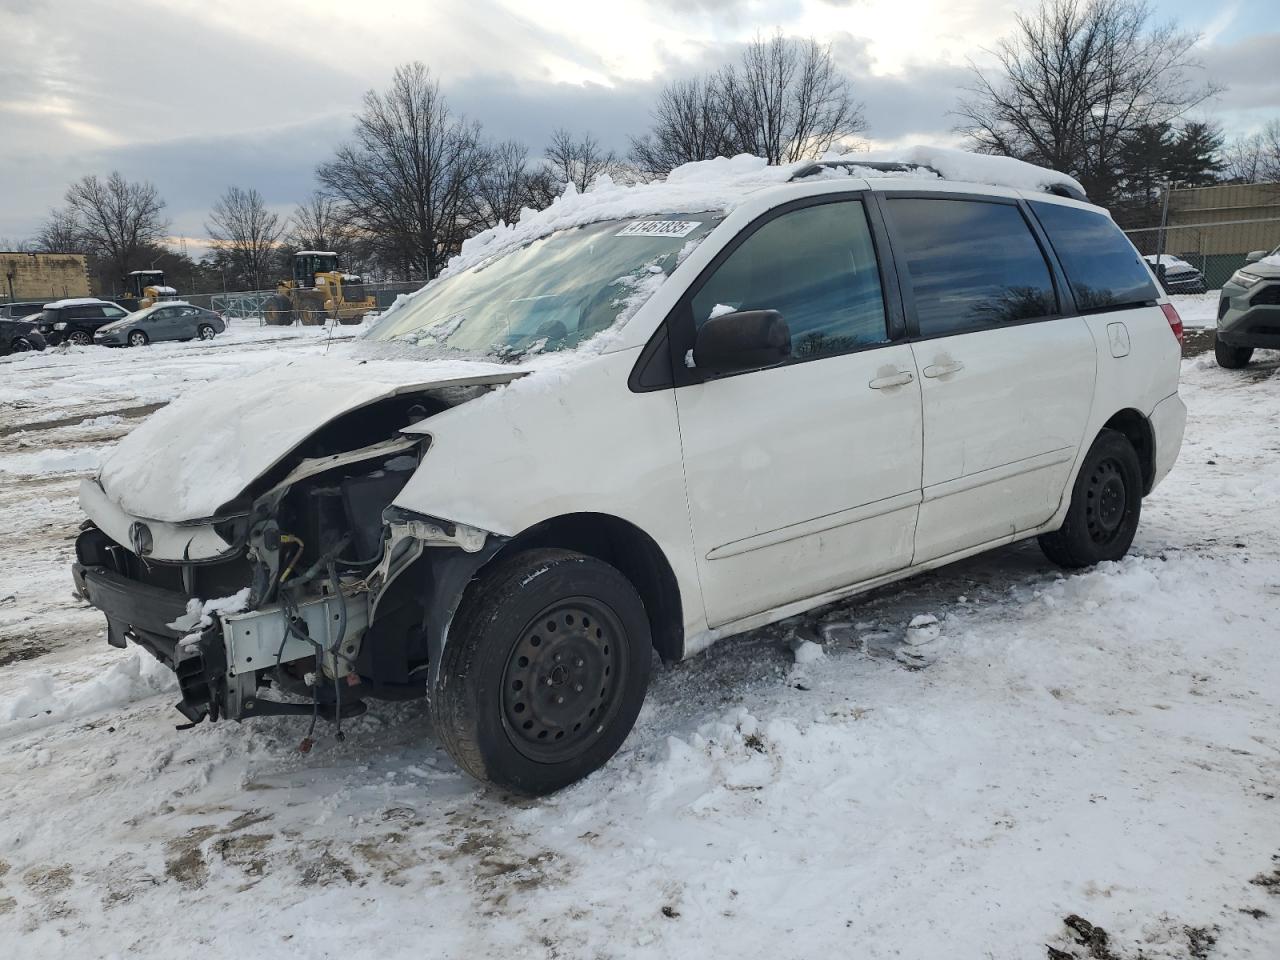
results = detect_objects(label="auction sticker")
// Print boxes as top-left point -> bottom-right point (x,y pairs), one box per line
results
616,220 -> 701,238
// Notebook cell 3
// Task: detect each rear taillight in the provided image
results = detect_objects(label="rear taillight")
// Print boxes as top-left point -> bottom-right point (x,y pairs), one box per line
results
1160,303 -> 1183,345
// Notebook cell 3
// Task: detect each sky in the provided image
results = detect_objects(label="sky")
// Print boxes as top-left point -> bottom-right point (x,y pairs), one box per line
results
1,0 -> 1276,255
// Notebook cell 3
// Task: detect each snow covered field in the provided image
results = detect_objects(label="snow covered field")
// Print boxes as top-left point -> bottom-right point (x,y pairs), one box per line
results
1,313 -> 1278,959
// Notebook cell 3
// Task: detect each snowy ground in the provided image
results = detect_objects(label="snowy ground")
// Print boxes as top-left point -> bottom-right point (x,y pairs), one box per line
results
1,309 -> 1278,960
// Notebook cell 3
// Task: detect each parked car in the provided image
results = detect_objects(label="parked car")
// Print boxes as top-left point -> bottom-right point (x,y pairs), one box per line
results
72,157 -> 1186,795
1215,246 -> 1280,368
33,298 -> 133,346
94,302 -> 225,347
0,315 -> 46,355
1142,254 -> 1207,294
0,301 -> 47,320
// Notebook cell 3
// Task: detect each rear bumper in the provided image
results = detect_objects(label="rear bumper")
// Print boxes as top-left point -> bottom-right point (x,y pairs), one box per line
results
1149,393 -> 1187,492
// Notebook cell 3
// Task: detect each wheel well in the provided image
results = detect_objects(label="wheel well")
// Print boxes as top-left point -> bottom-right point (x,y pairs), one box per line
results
493,513 -> 685,662
1101,409 -> 1155,494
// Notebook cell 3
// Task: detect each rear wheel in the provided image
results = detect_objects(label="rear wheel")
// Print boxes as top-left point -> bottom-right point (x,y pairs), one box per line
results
430,548 -> 652,795
1214,335 -> 1253,369
128,330 -> 149,347
1039,429 -> 1142,569
198,324 -> 216,340
67,330 -> 92,346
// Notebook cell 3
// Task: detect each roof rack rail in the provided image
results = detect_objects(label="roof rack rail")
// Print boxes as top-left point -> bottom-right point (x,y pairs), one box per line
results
789,158 -> 1089,202
789,160 -> 941,181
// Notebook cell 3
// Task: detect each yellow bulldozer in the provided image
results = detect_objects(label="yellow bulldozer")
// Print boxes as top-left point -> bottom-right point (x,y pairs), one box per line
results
124,269 -> 178,310
264,251 -> 376,326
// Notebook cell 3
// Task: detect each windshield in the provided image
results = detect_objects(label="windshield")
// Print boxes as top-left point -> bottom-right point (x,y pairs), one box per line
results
363,214 -> 721,360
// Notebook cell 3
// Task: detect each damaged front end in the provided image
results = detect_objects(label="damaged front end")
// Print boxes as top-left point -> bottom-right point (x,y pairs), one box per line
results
72,386 -> 506,729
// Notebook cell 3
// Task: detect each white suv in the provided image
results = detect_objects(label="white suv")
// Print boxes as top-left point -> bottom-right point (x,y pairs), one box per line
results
72,152 -> 1187,793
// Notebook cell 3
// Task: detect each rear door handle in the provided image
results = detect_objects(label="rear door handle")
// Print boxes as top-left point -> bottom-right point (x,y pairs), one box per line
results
923,360 -> 964,378
868,371 -> 914,390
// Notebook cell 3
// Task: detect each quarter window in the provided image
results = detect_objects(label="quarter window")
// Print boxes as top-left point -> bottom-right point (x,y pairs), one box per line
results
1029,201 -> 1158,311
886,198 -> 1057,337
691,200 -> 887,360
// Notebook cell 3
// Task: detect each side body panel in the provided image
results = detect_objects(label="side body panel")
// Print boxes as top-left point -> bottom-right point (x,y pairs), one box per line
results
909,320 -> 1097,562
393,350 -> 708,645
673,345 -> 923,626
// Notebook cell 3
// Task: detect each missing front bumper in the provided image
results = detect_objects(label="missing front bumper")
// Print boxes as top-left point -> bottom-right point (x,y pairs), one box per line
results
72,562 -> 370,724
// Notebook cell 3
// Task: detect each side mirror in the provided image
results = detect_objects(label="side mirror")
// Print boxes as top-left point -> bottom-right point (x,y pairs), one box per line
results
1245,250 -> 1266,263
693,309 -> 791,375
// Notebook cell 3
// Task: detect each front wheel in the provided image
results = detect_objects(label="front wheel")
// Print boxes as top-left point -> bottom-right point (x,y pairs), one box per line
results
128,330 -> 149,347
1214,335 -> 1253,369
1039,429 -> 1142,569
198,324 -> 216,340
10,337 -> 33,353
430,548 -> 652,795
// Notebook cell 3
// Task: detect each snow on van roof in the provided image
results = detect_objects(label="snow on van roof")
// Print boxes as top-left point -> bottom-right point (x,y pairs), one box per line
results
444,148 -> 1083,283
296,250 -> 338,257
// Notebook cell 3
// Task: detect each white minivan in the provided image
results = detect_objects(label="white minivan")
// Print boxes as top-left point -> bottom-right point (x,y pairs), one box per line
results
72,153 -> 1187,793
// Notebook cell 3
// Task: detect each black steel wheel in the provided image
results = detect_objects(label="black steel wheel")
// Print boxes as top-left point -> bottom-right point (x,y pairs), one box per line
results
1039,429 -> 1142,568
431,548 -> 652,794
501,597 -> 626,763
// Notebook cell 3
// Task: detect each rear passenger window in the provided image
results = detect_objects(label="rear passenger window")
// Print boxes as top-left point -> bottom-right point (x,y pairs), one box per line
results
1030,201 -> 1158,311
692,199 -> 887,359
886,198 -> 1057,337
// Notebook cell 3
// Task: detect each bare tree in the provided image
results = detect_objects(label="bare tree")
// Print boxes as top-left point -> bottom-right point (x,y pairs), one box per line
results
287,192 -> 350,252
63,171 -> 168,280
318,62 -> 488,279
630,34 -> 864,175
471,140 -> 537,231
206,186 -> 285,291
34,208 -> 82,253
1220,120 -> 1280,184
956,0 -> 1219,205
630,76 -> 736,177
544,128 -> 625,194
722,34 -> 864,164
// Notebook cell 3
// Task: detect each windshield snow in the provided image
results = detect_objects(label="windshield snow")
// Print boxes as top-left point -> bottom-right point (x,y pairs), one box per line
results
363,215 -> 721,360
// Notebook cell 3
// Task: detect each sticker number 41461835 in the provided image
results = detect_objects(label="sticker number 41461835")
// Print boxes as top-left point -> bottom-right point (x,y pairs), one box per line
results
616,220 -> 701,238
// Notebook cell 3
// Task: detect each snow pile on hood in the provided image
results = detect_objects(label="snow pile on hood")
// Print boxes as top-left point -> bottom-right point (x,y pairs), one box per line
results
97,354 -> 520,522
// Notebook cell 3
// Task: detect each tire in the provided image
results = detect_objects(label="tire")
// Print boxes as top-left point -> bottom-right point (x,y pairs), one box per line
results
264,294 -> 294,326
67,330 -> 92,346
1214,335 -> 1253,369
10,337 -> 33,353
128,330 -> 149,347
198,324 -> 216,340
430,548 -> 652,795
1039,429 -> 1143,569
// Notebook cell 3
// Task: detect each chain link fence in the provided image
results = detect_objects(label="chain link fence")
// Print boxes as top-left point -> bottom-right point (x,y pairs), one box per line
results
175,279 -> 428,323
1123,217 -> 1280,291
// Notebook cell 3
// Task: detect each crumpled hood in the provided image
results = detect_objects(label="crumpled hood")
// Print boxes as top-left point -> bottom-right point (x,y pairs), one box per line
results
98,355 -> 523,523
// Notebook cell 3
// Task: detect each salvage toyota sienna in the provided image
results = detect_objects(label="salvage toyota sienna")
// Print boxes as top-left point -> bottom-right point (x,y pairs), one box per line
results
72,149 -> 1187,794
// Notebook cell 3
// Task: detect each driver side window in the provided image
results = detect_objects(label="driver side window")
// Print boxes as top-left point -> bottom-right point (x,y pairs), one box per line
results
691,199 -> 888,360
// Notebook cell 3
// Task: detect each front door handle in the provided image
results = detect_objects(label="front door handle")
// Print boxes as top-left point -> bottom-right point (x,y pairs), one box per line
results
868,370 -> 915,390
923,360 -> 965,379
